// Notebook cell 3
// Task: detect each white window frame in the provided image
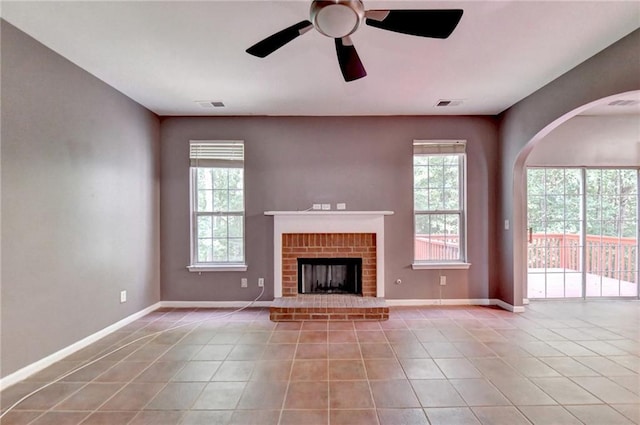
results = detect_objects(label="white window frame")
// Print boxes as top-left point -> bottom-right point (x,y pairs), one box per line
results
412,140 -> 470,270
187,140 -> 247,272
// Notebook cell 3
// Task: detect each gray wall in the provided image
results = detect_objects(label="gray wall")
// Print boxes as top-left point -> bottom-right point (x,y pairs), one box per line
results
526,115 -> 640,167
1,21 -> 161,378
497,29 -> 640,306
160,116 -> 498,302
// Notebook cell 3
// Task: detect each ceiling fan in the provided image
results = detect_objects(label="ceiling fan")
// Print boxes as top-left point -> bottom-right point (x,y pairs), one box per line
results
246,0 -> 463,82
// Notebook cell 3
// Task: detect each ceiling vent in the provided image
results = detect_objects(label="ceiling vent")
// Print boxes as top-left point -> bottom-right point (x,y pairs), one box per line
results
196,101 -> 225,108
608,99 -> 639,106
436,99 -> 464,107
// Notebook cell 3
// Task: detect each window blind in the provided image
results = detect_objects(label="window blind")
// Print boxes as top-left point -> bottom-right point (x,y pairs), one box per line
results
189,141 -> 244,167
413,140 -> 466,155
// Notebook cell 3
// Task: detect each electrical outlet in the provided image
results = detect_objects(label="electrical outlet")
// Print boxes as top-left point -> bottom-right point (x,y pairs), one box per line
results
258,278 -> 264,287
336,203 -> 346,210
439,276 -> 447,286
120,290 -> 127,303
241,278 -> 248,288
321,204 -> 331,210
312,204 -> 322,210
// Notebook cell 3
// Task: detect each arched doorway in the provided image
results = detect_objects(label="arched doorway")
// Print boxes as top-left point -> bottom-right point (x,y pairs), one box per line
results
513,90 -> 640,302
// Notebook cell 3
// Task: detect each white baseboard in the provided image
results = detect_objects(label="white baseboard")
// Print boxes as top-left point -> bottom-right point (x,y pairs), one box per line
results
386,299 -> 492,306
493,299 -> 526,313
0,302 -> 161,391
160,301 -> 273,308
386,298 -> 525,313
1,295 -> 526,390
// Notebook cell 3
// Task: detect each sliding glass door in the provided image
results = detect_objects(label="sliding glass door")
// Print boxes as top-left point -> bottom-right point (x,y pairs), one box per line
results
527,168 -> 638,299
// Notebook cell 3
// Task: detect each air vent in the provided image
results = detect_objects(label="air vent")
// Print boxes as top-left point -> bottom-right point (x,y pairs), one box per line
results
196,101 -> 225,108
608,99 -> 639,106
436,99 -> 464,107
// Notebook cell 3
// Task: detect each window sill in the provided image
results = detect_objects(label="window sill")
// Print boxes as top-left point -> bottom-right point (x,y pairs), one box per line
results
412,262 -> 471,270
187,264 -> 248,272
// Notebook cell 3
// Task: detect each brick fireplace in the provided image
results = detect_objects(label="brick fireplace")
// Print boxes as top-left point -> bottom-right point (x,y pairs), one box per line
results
265,211 -> 393,299
282,233 -> 376,297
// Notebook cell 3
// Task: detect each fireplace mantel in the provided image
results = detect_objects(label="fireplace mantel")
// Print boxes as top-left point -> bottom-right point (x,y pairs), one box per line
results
265,210 -> 393,298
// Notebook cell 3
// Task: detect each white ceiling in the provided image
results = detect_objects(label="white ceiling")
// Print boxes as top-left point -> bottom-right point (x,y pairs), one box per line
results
2,1 -> 639,116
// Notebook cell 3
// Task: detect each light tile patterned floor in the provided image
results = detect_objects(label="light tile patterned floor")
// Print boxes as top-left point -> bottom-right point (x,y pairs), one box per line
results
1,301 -> 639,424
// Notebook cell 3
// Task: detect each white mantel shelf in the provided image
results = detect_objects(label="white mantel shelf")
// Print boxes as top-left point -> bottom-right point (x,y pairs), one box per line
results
265,210 -> 393,298
265,211 -> 394,216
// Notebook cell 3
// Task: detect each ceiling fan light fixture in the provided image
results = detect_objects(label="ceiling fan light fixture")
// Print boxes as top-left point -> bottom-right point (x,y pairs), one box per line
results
310,0 -> 364,38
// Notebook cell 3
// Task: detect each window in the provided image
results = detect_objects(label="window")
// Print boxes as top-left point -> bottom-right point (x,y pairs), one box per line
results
188,141 -> 246,271
413,140 -> 468,268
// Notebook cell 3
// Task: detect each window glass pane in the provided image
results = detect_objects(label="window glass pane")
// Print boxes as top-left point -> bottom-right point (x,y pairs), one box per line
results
197,216 -> 212,238
212,216 -> 227,238
213,168 -> 228,189
197,190 -> 213,212
414,150 -> 465,262
444,164 -> 459,189
228,216 -> 243,238
212,239 -> 228,262
428,188 -> 444,210
198,239 -> 213,262
428,163 -> 444,186
444,186 -> 460,210
414,155 -> 429,166
414,189 -> 429,210
213,190 -> 228,211
428,156 -> 444,167
191,142 -> 245,265
414,213 -> 460,261
228,168 -> 244,190
197,168 -> 213,190
414,166 -> 429,188
228,190 -> 244,211
228,239 -> 244,262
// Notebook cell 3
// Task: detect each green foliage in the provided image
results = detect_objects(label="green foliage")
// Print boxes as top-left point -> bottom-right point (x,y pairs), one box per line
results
414,154 -> 461,235
195,166 -> 244,263
527,168 -> 638,238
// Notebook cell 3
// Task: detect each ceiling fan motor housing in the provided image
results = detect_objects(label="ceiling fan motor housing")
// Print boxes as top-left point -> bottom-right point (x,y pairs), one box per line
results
310,0 -> 365,38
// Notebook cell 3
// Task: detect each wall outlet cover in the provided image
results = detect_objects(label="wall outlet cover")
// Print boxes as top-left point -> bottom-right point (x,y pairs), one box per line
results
258,278 -> 264,287
120,290 -> 127,303
241,278 -> 248,288
439,276 -> 447,286
321,204 -> 331,210
312,204 -> 322,210
336,203 -> 346,210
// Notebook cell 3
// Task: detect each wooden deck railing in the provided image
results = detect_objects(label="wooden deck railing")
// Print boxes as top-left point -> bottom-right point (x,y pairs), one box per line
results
527,233 -> 637,283
415,233 -> 637,284
415,235 -> 459,261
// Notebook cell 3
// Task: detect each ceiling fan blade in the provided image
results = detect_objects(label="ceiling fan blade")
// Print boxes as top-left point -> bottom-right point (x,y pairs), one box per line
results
365,9 -> 463,38
335,36 -> 367,82
246,20 -> 313,58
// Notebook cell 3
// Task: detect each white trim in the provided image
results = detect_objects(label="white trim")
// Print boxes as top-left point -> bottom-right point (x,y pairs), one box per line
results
265,211 -> 394,216
266,211 -> 393,298
386,298 -> 525,312
493,299 -> 526,313
411,262 -> 471,270
160,301 -> 273,308
0,302 -> 161,391
187,264 -> 248,272
386,298 -> 491,306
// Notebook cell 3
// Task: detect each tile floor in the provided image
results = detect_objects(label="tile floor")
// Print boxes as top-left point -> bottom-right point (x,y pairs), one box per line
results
1,301 -> 639,424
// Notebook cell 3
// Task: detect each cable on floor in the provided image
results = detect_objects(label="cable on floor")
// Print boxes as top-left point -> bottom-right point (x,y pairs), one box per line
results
0,285 -> 265,419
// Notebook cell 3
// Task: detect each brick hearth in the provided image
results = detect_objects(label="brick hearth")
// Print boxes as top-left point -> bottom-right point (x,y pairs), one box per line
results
271,232 -> 388,321
270,294 -> 389,321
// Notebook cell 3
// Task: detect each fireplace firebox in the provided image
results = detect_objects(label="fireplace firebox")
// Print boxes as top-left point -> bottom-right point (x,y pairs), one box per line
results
297,258 -> 362,295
